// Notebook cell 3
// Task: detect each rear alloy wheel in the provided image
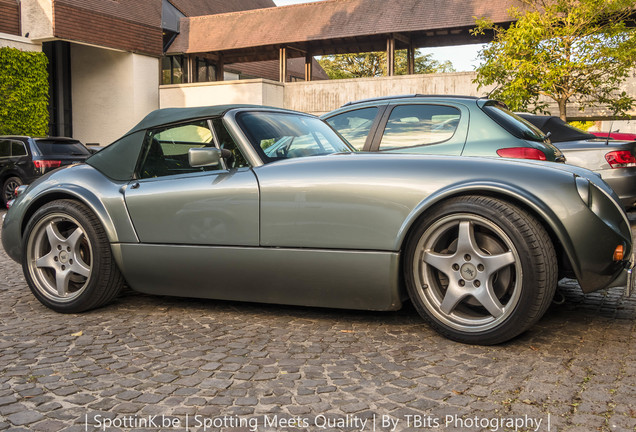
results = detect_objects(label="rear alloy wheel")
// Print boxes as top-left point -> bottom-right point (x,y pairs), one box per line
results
23,199 -> 124,313
2,176 -> 22,206
405,196 -> 557,345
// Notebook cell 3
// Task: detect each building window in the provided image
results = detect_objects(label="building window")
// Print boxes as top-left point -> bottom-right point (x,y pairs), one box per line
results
195,57 -> 216,82
162,55 -> 188,85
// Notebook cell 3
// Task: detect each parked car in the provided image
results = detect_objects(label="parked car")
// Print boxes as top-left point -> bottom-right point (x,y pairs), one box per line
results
591,131 -> 636,141
517,115 -> 636,209
321,95 -> 565,162
0,136 -> 93,207
2,106 -> 633,345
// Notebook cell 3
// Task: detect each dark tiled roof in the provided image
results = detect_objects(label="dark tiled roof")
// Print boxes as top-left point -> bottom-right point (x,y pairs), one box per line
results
54,2 -> 163,56
169,0 -> 275,17
50,0 -> 277,57
55,0 -> 162,28
169,0 -> 521,54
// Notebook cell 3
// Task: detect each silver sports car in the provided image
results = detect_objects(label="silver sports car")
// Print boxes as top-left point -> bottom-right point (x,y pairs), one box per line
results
1,106 -> 633,345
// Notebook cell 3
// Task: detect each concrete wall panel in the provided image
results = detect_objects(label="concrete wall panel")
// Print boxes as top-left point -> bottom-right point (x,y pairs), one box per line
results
71,44 -> 159,145
160,79 -> 285,109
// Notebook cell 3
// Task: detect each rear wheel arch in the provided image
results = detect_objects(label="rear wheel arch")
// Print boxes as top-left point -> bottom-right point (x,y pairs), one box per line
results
22,198 -> 124,312
20,191 -> 115,244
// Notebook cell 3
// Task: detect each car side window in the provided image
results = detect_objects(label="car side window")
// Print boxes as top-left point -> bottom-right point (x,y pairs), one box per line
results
379,105 -> 461,150
138,120 -> 218,179
325,107 -> 378,150
211,118 -> 250,169
0,140 -> 10,158
11,141 -> 27,157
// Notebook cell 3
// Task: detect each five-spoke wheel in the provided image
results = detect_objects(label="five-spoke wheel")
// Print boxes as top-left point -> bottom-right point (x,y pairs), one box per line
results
2,176 -> 22,207
23,200 -> 124,312
26,212 -> 92,302
405,196 -> 557,345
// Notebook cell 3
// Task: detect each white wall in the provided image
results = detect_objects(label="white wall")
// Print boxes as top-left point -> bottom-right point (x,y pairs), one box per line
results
71,44 -> 159,145
284,73 -> 493,115
160,79 -> 284,109
0,33 -> 40,51
20,0 -> 53,41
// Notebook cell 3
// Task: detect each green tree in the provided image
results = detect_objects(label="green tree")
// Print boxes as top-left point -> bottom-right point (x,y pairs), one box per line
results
318,50 -> 454,79
0,47 -> 49,136
472,0 -> 636,120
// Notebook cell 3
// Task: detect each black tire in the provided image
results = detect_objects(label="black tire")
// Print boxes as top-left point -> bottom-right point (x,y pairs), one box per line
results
404,195 -> 557,345
22,199 -> 124,313
2,176 -> 22,207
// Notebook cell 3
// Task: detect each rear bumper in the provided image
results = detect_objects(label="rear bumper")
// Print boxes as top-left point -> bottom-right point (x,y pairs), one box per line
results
600,168 -> 636,208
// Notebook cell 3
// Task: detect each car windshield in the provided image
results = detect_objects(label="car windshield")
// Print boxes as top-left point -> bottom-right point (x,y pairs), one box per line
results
35,140 -> 91,156
237,112 -> 353,163
481,102 -> 546,142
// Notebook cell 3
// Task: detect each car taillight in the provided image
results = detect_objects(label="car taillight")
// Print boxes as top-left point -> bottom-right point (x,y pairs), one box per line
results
33,160 -> 62,169
605,150 -> 636,168
496,147 -> 547,161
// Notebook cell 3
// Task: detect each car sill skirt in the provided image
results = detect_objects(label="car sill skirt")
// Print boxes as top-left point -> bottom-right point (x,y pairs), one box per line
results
112,243 -> 403,312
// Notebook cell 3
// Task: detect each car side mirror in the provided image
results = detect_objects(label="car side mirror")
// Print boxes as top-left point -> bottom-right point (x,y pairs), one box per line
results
188,148 -> 232,168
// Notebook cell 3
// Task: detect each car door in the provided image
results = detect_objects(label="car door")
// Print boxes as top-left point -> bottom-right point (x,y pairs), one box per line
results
123,119 -> 259,246
370,103 -> 469,155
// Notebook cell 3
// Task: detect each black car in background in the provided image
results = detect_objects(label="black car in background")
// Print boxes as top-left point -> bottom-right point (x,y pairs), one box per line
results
0,137 -> 92,207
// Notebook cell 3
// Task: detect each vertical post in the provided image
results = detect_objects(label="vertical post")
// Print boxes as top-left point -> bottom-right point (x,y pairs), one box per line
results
215,54 -> 224,81
407,40 -> 415,75
188,55 -> 194,83
304,53 -> 313,82
279,47 -> 288,82
386,36 -> 395,76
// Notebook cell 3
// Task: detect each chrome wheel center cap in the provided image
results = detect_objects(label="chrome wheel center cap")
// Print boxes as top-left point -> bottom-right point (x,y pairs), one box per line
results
59,251 -> 69,264
460,263 -> 477,281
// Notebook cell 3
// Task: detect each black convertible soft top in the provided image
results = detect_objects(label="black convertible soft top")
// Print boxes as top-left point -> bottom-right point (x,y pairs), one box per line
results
518,114 -> 596,143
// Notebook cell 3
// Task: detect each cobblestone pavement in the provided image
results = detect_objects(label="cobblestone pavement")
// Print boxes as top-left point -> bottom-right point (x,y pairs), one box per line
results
0,208 -> 635,432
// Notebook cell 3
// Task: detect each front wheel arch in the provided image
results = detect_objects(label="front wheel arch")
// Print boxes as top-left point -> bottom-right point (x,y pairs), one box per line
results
403,194 -> 558,345
399,189 -> 570,281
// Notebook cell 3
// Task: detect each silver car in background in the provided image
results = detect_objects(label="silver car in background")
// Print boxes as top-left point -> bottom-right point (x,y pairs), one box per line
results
519,114 -> 636,209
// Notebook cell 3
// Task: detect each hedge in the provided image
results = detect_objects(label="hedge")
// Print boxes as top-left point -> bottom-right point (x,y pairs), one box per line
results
0,47 -> 49,136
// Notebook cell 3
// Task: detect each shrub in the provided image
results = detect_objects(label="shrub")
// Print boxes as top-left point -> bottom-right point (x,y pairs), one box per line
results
0,47 -> 49,136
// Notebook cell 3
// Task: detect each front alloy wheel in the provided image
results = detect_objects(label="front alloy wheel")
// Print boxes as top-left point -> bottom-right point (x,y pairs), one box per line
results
405,196 -> 557,345
23,200 -> 124,312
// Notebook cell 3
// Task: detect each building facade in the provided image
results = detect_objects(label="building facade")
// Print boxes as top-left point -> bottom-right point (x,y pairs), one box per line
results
0,0 -> 327,145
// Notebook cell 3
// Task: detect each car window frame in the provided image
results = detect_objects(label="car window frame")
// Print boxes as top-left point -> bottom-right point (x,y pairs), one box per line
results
10,140 -> 28,157
369,102 -> 465,152
133,117 -> 249,182
323,105 -> 388,151
0,140 -> 12,159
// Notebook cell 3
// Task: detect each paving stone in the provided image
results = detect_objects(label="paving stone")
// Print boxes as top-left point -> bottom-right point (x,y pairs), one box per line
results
0,208 -> 635,430
6,410 -> 44,426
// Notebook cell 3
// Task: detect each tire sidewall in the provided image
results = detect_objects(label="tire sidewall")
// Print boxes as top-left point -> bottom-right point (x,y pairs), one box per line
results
405,198 -> 548,345
22,200 -> 105,313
